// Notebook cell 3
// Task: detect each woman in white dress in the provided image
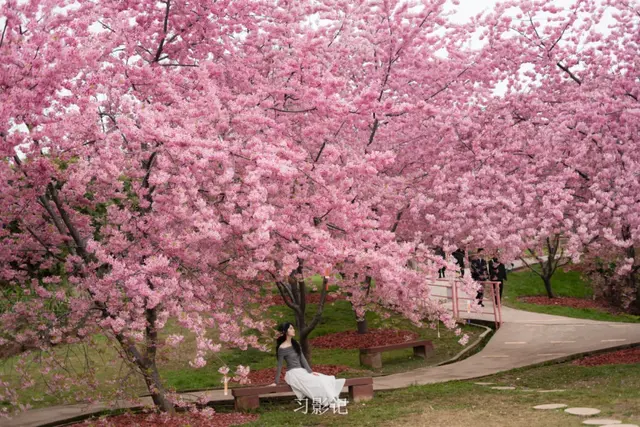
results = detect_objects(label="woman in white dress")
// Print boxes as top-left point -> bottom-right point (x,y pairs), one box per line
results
269,322 -> 346,409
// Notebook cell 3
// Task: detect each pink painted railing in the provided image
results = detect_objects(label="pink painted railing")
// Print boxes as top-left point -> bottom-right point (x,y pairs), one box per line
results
431,279 -> 503,329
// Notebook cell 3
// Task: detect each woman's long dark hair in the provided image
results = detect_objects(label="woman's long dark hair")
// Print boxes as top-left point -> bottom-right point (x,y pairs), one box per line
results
275,322 -> 302,359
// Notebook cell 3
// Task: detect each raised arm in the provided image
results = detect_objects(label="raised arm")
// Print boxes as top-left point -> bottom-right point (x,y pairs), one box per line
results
274,349 -> 284,384
300,351 -> 312,373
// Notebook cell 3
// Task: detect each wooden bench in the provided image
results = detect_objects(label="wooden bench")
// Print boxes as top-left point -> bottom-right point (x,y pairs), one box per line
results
231,377 -> 373,411
359,339 -> 434,369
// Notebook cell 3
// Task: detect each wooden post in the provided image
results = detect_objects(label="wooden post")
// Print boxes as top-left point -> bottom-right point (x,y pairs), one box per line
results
359,351 -> 382,369
235,395 -> 260,411
349,383 -> 374,402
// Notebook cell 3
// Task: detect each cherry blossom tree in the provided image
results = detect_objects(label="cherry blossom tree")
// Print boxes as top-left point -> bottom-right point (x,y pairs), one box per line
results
475,0 -> 640,310
0,0 -> 480,415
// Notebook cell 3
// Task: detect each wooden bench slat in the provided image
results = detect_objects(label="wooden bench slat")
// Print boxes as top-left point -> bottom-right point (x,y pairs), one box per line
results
360,339 -> 433,353
232,376 -> 374,411
232,385 -> 291,396
231,376 -> 372,397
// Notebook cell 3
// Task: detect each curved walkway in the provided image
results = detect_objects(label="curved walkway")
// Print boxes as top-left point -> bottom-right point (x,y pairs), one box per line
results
3,309 -> 640,427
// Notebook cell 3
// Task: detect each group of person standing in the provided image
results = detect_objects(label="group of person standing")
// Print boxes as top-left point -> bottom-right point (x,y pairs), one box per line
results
436,247 -> 508,306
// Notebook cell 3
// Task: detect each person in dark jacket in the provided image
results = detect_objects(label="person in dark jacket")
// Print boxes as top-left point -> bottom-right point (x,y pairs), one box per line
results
435,246 -> 446,278
470,249 -> 488,306
489,257 -> 507,302
452,248 -> 465,277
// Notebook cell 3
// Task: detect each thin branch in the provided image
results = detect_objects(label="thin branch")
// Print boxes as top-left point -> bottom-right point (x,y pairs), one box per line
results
0,19 -> 8,49
24,226 -> 67,262
529,14 -> 546,47
519,255 -> 544,279
268,107 -> 317,114
97,20 -> 115,33
560,161 -> 589,180
48,184 -> 88,259
268,270 -> 297,307
153,0 -> 171,62
277,281 -> 300,312
327,18 -> 345,48
159,63 -> 198,67
390,204 -> 409,233
142,152 -> 158,190
548,20 -> 571,54
273,231 -> 315,253
302,278 -> 328,335
426,65 -> 472,101
367,117 -> 380,146
326,223 -> 346,233
556,62 -> 582,85
314,140 -> 327,163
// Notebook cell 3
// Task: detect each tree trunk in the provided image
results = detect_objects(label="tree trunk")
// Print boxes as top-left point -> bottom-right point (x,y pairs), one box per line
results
114,329 -> 174,413
143,304 -> 174,413
299,330 -> 312,363
621,224 -> 640,314
141,360 -> 175,413
275,262 -> 329,365
522,235 -> 567,300
294,310 -> 311,362
543,276 -> 555,299
354,275 -> 371,334
356,316 -> 368,334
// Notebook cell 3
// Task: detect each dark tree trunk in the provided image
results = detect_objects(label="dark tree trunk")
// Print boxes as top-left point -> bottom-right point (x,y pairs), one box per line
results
542,276 -> 555,299
294,306 -> 312,362
142,303 -> 173,412
621,224 -> 640,314
113,305 -> 174,414
521,234 -> 567,300
354,275 -> 371,334
142,360 -> 175,413
274,261 -> 328,365
356,316 -> 368,334
299,329 -> 312,363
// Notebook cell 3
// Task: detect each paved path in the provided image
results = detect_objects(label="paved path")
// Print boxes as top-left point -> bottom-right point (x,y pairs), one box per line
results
3,298 -> 640,426
374,315 -> 640,390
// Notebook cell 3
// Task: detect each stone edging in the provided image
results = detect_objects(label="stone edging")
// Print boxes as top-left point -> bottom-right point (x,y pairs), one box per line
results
436,323 -> 493,367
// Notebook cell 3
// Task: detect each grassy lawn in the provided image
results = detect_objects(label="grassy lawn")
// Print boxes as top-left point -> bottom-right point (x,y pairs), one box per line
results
242,360 -> 640,426
1,296 -> 484,410
503,268 -> 640,323
161,300 -> 484,390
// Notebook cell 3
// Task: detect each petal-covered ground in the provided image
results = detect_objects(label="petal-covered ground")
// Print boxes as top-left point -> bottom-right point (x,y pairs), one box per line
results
572,348 -> 640,367
85,410 -> 258,426
246,364 -> 352,385
310,329 -> 419,349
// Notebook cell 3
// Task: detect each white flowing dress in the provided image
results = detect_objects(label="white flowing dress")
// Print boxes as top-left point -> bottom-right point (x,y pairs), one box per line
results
275,345 -> 346,406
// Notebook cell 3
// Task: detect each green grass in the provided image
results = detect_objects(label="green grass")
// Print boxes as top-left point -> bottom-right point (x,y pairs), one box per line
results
2,297 -> 483,410
503,268 -> 640,323
160,300 -> 483,390
240,359 -> 640,426
504,268 -> 593,299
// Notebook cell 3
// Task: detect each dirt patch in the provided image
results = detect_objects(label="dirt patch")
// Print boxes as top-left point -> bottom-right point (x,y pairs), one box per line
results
263,293 -> 346,306
310,329 -> 419,350
247,364 -> 352,385
573,348 -> 640,367
518,296 -> 610,311
83,410 -> 258,427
